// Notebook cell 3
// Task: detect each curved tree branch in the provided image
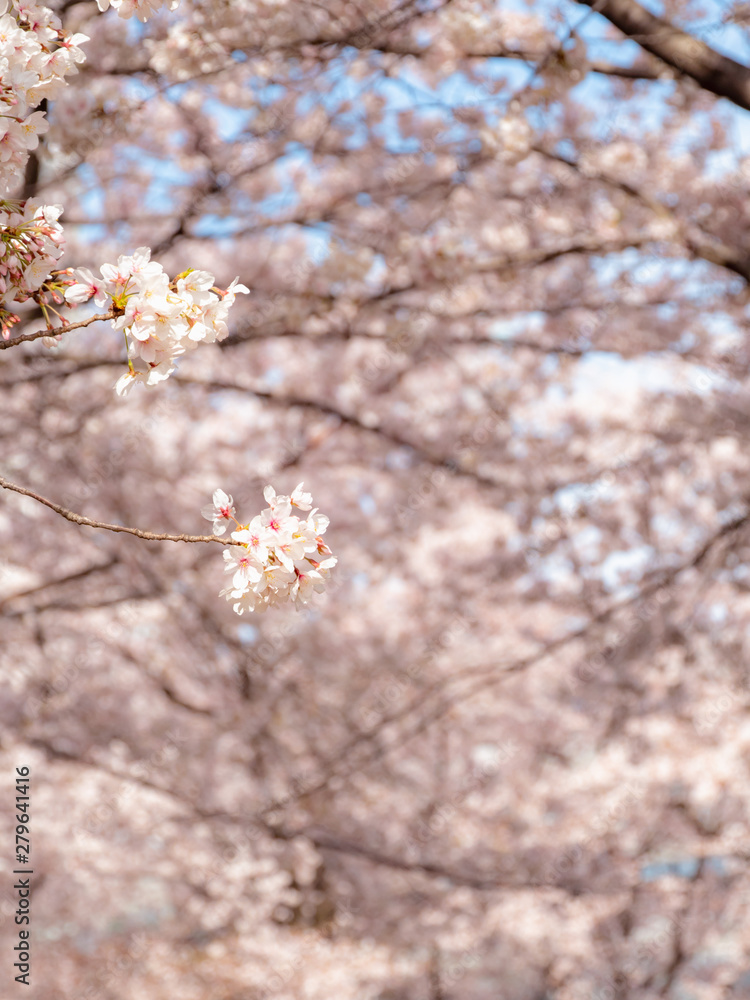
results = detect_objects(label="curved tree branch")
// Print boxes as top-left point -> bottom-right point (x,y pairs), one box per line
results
0,476 -> 241,545
575,0 -> 750,112
0,310 -> 117,351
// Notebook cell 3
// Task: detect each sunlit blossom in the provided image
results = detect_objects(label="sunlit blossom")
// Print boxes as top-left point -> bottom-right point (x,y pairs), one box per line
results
210,484 -> 336,614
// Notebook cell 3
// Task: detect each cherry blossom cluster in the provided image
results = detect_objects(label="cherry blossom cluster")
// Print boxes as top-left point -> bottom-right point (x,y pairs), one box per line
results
202,484 -> 337,614
95,0 -> 180,22
0,1 -> 88,195
64,248 -> 249,394
0,0 -> 181,199
0,198 -> 65,337
0,0 -> 180,329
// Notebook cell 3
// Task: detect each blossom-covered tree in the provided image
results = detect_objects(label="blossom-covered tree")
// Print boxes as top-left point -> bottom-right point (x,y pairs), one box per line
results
2,0 -> 750,998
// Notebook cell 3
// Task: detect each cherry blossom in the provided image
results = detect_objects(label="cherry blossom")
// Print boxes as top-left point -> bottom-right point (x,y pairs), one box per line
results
0,3 -> 89,196
201,489 -> 237,536
64,250 -> 249,393
3,0 -> 750,996
96,0 -> 180,22
63,266 -> 110,307
214,484 -> 336,614
0,198 -> 64,337
265,482 -> 313,511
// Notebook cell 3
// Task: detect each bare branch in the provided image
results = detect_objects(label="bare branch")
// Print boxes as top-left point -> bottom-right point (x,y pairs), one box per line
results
0,476 -> 241,545
0,310 -> 117,352
575,0 -> 750,112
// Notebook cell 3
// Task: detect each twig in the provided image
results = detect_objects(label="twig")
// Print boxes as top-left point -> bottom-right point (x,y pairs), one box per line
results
0,476 -> 241,545
0,310 -> 117,351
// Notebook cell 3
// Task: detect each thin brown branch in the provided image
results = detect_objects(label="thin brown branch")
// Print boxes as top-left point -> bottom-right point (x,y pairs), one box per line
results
0,310 -> 116,352
273,827 -> 534,891
0,476 -> 241,545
